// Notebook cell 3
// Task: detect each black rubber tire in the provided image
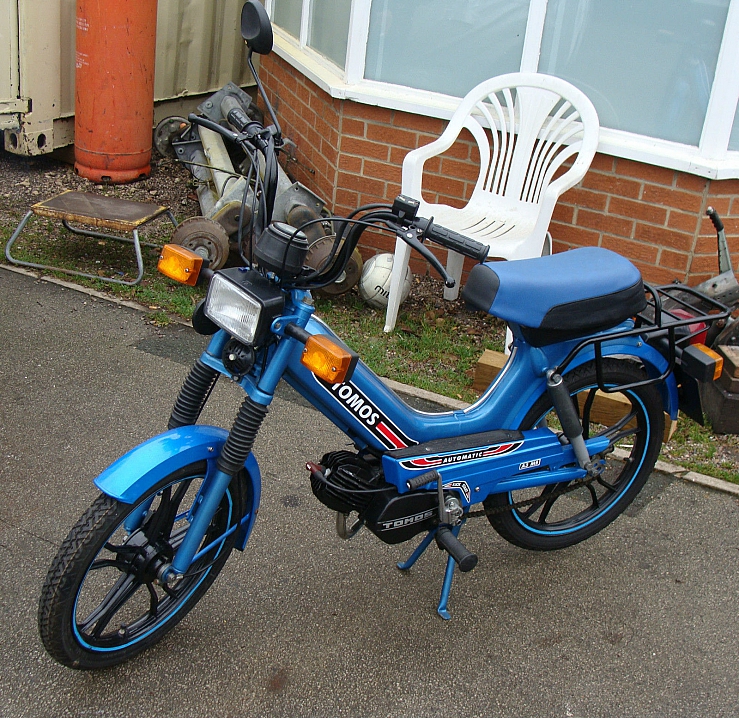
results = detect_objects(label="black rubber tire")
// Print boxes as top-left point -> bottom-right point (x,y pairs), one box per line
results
38,461 -> 246,669
485,359 -> 664,551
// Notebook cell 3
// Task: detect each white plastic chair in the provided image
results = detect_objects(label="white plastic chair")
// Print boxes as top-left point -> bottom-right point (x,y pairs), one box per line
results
383,72 -> 600,333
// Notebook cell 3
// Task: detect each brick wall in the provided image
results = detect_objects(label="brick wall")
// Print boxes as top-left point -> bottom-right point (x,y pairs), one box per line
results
262,53 -> 739,287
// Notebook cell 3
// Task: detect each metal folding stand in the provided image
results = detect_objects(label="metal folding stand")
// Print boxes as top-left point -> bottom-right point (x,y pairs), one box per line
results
5,190 -> 178,286
397,520 -> 467,620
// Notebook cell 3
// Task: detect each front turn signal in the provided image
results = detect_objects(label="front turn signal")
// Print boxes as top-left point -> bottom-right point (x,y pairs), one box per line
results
301,335 -> 358,384
158,244 -> 203,286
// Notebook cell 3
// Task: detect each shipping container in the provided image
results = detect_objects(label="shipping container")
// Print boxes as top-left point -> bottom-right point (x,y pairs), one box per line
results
0,0 -> 255,155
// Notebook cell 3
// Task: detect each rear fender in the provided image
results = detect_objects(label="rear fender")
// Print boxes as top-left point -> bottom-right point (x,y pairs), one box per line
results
94,425 -> 262,549
566,340 -> 679,420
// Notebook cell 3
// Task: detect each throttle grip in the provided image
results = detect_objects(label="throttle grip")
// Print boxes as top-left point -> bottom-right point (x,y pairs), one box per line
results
415,218 -> 489,262
436,526 -> 478,572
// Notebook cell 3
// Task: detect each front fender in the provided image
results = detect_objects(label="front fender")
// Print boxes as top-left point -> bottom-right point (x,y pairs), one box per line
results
94,425 -> 262,505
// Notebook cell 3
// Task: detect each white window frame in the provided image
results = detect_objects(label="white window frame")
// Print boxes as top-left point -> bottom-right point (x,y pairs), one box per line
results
265,0 -> 739,179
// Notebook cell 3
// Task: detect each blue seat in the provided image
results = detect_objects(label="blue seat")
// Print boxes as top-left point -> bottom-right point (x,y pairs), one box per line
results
461,247 -> 646,346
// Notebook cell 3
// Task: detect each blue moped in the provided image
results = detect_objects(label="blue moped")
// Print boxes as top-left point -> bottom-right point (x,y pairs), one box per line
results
38,1 -> 729,669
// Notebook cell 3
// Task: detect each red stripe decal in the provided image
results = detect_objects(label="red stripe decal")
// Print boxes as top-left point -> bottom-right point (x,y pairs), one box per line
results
376,421 -> 407,449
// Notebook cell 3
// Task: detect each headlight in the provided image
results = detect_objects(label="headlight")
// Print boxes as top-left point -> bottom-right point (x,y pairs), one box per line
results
204,268 -> 284,346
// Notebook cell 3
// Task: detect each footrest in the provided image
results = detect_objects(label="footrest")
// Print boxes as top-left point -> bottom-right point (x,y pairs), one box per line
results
5,190 -> 178,286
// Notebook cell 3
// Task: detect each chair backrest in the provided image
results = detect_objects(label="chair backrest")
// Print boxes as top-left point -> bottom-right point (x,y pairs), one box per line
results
404,73 -> 599,209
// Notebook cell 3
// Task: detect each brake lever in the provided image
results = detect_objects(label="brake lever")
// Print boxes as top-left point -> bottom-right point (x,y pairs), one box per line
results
388,221 -> 455,288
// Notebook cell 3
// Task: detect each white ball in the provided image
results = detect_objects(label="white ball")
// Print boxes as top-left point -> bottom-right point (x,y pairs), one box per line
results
358,253 -> 413,309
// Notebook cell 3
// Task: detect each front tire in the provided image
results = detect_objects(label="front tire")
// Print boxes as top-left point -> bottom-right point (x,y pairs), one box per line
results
485,359 -> 664,550
38,461 -> 246,669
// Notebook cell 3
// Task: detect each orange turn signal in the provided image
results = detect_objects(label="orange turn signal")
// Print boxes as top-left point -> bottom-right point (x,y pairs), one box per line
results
301,335 -> 357,384
158,244 -> 203,286
694,343 -> 724,381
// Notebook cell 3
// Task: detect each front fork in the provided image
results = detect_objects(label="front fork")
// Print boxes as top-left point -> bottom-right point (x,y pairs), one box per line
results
122,359 -> 223,538
157,300 -> 312,583
157,381 -> 272,583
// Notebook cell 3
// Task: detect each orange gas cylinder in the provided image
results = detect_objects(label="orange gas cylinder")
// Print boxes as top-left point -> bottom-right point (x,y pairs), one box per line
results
74,0 -> 158,183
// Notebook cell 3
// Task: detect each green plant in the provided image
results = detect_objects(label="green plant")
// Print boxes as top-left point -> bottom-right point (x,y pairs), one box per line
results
661,416 -> 739,484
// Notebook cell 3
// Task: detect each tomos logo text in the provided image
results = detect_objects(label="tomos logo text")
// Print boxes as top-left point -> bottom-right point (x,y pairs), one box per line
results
317,377 -> 412,449
330,382 -> 379,426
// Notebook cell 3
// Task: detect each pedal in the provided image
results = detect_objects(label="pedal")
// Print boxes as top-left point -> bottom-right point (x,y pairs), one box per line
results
435,525 -> 478,572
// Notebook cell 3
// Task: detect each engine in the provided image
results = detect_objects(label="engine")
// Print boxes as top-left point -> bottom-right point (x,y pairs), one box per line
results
309,450 -> 438,545
309,451 -> 385,514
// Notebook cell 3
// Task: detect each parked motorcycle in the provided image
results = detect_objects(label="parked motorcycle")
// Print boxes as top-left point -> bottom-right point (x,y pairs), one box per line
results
38,1 -> 730,669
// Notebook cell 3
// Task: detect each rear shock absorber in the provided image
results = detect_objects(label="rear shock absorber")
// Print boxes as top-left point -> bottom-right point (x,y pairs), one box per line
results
546,370 -> 601,475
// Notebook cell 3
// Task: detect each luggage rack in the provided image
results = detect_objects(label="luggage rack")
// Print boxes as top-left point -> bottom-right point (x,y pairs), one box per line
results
4,190 -> 178,286
554,283 -> 732,393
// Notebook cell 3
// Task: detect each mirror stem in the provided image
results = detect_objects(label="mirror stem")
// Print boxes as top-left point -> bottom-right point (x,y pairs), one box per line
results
248,49 -> 282,140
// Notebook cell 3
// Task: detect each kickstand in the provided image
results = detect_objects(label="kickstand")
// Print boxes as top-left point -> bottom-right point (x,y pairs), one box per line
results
397,521 -> 467,620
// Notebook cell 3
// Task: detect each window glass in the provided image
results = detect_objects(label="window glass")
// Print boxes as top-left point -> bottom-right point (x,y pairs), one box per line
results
272,0 -> 302,39
539,0 -> 730,146
309,0 -> 352,67
365,0 -> 529,97
729,102 -> 739,151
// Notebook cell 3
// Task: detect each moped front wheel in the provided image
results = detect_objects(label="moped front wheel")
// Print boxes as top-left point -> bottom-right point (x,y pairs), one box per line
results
38,461 -> 245,669
485,359 -> 664,551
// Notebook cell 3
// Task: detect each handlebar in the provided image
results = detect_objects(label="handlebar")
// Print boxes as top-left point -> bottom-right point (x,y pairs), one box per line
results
189,106 -> 279,234
383,194 -> 489,286
188,110 -> 271,151
187,113 -> 240,143
383,196 -> 489,287
220,96 -> 261,136
313,198 -> 491,291
181,117 -> 490,291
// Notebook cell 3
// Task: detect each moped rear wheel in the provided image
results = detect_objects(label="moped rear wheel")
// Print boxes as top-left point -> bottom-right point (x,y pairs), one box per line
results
485,359 -> 664,551
38,461 -> 245,669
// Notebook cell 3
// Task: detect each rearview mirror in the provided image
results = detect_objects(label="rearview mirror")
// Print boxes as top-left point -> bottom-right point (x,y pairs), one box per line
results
241,1 -> 273,55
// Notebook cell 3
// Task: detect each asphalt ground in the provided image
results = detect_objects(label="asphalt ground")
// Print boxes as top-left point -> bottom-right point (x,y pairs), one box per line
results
1,266 -> 739,718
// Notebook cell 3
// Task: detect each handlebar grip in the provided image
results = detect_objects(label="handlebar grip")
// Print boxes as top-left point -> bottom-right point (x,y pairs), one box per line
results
221,95 -> 260,134
417,219 -> 489,262
435,526 -> 478,572
706,206 -> 724,233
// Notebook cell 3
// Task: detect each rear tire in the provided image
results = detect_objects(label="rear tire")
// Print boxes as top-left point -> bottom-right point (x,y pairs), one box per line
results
485,359 -> 664,550
38,461 -> 246,669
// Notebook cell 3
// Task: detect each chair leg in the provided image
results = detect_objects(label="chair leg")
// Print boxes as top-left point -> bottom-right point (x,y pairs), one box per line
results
543,231 -> 552,256
443,250 -> 465,301
383,237 -> 412,333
